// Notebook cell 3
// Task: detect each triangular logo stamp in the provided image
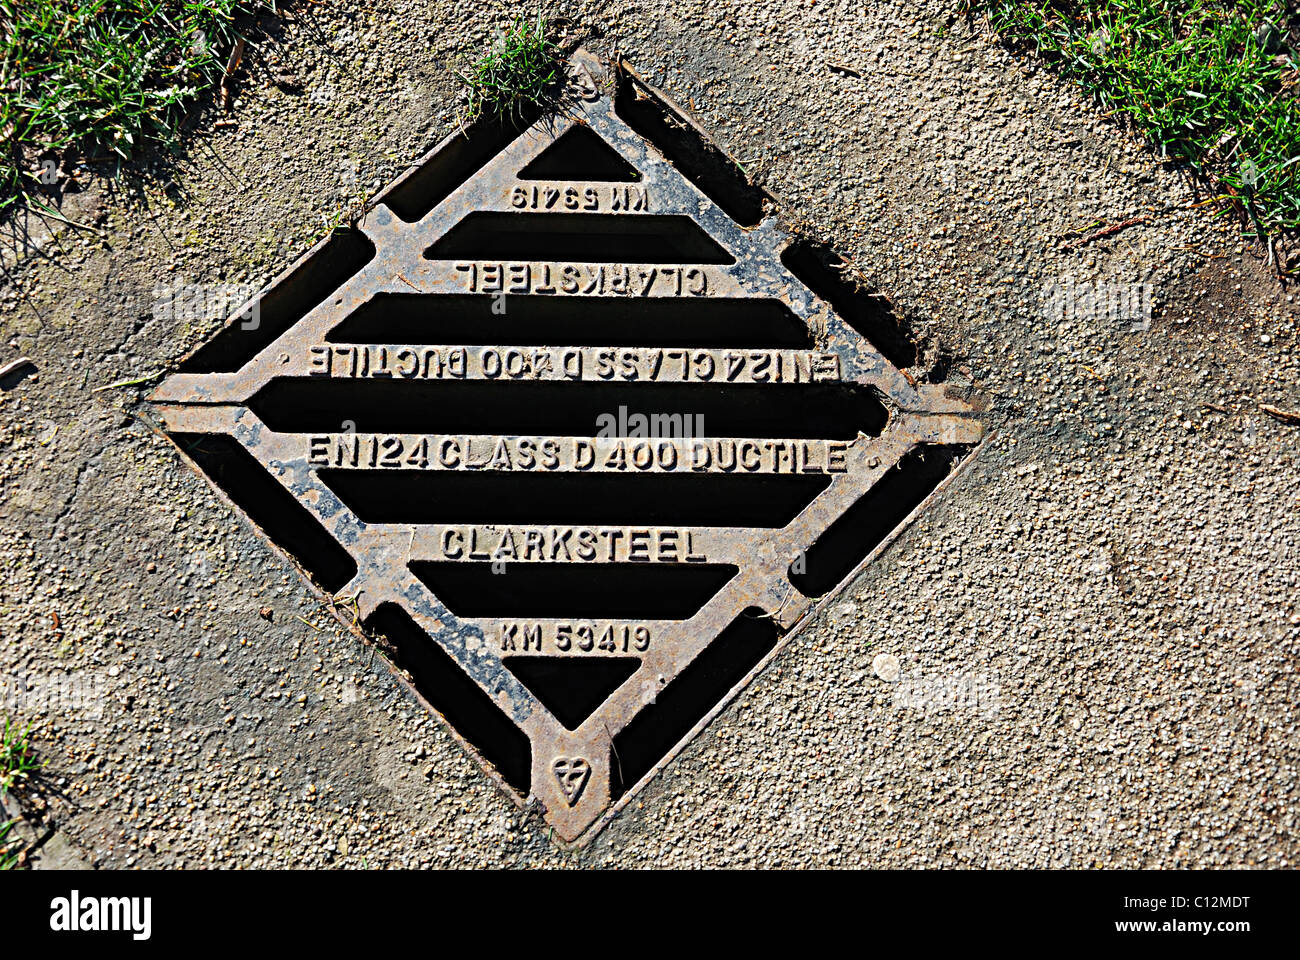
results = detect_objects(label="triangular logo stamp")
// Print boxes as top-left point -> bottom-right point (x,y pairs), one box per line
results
553,758 -> 591,806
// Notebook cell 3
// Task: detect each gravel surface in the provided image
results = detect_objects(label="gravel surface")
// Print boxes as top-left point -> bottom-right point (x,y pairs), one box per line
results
0,0 -> 1296,868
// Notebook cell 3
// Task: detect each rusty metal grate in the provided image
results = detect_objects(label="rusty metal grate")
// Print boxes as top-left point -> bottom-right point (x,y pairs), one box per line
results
151,50 -> 984,843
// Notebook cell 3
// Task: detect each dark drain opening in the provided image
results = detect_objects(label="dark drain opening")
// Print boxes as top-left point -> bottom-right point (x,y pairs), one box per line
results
409,562 -> 737,619
789,445 -> 965,597
518,124 -> 642,181
327,294 -> 813,348
249,379 -> 889,439
611,607 -> 779,799
365,603 -> 531,793
382,111 -> 543,223
179,229 -> 376,374
169,433 -> 357,592
504,657 -> 640,731
780,239 -> 917,370
614,70 -> 767,228
318,471 -> 831,527
423,212 -> 736,264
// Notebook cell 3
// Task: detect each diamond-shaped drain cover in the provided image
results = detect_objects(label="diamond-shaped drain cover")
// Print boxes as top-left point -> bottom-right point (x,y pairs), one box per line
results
151,50 -> 983,843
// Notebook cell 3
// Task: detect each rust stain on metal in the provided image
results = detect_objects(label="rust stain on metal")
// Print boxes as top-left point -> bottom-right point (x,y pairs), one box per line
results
151,49 -> 984,844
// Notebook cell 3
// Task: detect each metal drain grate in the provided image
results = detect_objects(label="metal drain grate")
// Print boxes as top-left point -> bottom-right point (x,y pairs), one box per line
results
151,50 -> 984,843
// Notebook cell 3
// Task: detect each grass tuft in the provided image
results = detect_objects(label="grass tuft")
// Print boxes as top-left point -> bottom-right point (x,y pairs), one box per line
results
0,717 -> 43,796
0,718 -> 42,871
457,14 -> 562,126
0,818 -> 20,869
0,0 -> 276,213
966,0 -> 1300,235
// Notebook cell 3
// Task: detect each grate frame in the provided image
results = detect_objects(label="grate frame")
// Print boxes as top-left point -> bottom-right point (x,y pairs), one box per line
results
150,49 -> 985,844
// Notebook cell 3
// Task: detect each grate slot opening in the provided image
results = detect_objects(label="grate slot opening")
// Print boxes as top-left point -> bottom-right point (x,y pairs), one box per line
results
408,562 -> 737,619
318,470 -> 830,527
780,238 -> 917,370
503,657 -> 641,731
613,72 -> 767,228
611,607 -> 779,799
169,433 -> 357,592
382,112 -> 544,223
248,379 -> 888,439
518,124 -> 642,181
423,212 -> 736,264
789,444 -> 966,597
327,294 -> 813,348
365,603 -> 531,793
179,229 -> 376,374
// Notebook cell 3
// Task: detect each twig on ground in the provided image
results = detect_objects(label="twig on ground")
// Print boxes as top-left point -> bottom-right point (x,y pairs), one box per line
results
1064,215 -> 1150,249
221,38 -> 246,111
91,372 -> 162,393
1259,402 -> 1300,425
0,357 -> 33,379
826,62 -> 862,78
